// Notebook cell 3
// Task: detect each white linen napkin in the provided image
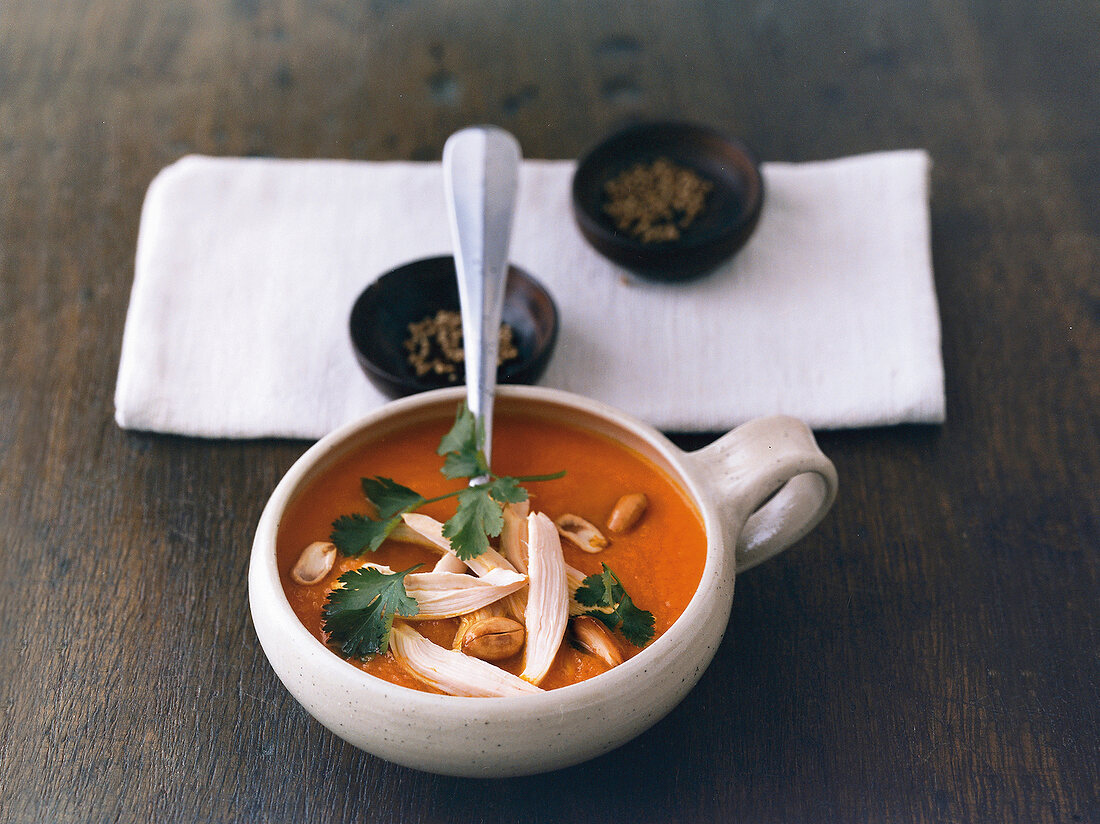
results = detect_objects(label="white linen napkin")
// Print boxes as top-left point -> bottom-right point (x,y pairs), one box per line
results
114,151 -> 944,439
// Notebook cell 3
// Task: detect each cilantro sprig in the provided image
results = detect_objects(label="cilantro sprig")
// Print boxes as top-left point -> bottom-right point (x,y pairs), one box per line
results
322,564 -> 421,657
329,403 -> 564,561
574,564 -> 656,647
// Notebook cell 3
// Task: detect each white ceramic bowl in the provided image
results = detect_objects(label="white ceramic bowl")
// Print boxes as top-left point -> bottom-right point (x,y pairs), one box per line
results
249,386 -> 837,777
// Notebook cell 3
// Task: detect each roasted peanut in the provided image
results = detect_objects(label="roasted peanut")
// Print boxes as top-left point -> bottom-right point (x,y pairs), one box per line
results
607,492 -> 648,533
460,616 -> 526,661
554,513 -> 609,552
453,605 -> 503,651
291,541 -> 337,585
571,615 -> 623,668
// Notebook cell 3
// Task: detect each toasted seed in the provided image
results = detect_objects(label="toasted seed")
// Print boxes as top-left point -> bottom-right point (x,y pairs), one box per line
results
555,513 -> 610,553
607,492 -> 648,533
572,615 -> 624,668
460,616 -> 526,661
291,541 -> 337,585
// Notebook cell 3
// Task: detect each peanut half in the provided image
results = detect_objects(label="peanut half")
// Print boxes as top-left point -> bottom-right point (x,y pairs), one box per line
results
607,492 -> 648,533
571,615 -> 623,668
291,541 -> 337,585
554,513 -> 609,553
460,616 -> 526,662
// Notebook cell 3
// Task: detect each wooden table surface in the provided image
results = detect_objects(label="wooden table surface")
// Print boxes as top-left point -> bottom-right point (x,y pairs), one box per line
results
1,2 -> 1097,822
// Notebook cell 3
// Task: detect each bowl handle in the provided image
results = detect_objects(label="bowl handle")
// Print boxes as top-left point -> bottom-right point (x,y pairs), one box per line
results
690,415 -> 838,574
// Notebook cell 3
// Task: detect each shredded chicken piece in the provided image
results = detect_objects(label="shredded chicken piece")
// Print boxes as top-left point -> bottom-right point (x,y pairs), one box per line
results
500,501 -> 531,621
520,512 -> 569,684
565,563 -> 589,616
388,521 -> 450,550
400,513 -> 518,578
359,563 -> 525,619
431,552 -> 468,574
390,622 -> 542,697
501,501 -> 530,573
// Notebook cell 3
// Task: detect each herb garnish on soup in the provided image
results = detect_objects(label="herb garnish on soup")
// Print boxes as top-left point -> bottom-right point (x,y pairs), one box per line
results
277,403 -> 706,696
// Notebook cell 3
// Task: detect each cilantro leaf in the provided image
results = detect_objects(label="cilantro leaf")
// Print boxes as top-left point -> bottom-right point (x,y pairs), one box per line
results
609,589 -> 655,647
362,477 -> 425,519
325,402 -> 563,565
574,567 -> 610,608
575,564 -> 655,647
441,448 -> 488,481
442,485 -> 505,560
436,402 -> 480,454
486,475 -> 528,505
322,564 -> 421,657
330,513 -> 401,556
437,403 -> 489,480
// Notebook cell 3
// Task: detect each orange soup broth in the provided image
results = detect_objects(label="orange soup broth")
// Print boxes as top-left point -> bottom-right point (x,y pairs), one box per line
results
277,411 -> 707,693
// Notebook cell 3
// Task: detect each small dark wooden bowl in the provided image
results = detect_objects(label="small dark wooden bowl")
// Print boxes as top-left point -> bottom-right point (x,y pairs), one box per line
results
571,121 -> 764,281
349,256 -> 559,398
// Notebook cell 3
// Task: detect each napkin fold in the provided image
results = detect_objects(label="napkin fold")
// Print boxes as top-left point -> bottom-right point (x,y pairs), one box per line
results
115,151 -> 944,439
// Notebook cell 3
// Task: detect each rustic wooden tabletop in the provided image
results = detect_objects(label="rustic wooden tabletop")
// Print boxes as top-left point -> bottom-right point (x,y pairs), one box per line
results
1,2 -> 1097,822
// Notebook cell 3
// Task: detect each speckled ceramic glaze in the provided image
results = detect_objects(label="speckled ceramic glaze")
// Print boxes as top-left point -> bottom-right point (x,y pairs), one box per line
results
249,386 -> 837,777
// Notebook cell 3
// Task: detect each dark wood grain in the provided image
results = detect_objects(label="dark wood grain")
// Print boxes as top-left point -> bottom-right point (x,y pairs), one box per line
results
1,2 -> 1097,822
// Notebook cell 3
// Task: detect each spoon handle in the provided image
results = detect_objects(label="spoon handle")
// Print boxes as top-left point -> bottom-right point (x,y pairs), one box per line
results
442,126 -> 522,468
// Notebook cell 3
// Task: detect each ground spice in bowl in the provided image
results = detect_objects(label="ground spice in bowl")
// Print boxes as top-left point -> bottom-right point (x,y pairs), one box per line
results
350,256 -> 559,397
602,157 -> 714,243
404,309 -> 519,382
572,121 -> 763,280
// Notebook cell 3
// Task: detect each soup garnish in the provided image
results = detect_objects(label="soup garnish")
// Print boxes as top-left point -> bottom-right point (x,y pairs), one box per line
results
573,563 -> 655,647
323,564 -> 421,657
329,403 -> 564,561
279,403 -> 706,696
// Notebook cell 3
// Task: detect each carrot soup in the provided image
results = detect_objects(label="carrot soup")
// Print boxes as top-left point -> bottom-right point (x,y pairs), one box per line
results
277,406 -> 707,695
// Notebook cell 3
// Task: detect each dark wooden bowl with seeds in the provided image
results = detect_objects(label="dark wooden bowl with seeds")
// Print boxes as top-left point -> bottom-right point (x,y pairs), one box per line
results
349,256 -> 559,398
572,121 -> 764,281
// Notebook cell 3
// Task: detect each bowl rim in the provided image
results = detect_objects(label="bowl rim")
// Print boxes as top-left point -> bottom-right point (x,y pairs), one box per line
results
348,256 -> 559,396
249,385 -> 734,714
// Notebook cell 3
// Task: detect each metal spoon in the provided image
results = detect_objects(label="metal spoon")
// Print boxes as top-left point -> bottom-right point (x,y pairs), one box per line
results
442,126 -> 522,471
